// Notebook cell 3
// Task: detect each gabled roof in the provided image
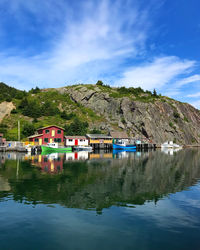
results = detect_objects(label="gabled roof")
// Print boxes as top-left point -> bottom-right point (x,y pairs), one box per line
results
65,136 -> 87,139
86,134 -> 112,139
28,134 -> 43,139
37,125 -> 64,131
109,131 -> 129,139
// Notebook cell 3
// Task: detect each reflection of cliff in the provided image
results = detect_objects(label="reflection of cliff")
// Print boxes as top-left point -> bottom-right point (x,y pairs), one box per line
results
0,176 -> 10,191
0,149 -> 200,211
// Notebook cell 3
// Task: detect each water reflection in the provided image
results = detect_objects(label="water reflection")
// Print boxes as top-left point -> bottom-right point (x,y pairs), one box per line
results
0,149 -> 200,212
161,147 -> 182,155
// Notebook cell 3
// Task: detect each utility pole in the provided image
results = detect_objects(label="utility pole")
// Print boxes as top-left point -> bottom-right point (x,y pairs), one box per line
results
18,120 -> 20,141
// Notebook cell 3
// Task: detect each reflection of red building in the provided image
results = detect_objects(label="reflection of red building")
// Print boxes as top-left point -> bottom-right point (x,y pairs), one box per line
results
31,154 -> 63,174
28,125 -> 64,146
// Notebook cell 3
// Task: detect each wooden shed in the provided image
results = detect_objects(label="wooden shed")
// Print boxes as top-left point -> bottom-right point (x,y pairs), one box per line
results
86,134 -> 113,149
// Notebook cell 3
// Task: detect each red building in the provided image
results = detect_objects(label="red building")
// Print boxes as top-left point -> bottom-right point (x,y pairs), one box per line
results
28,125 -> 64,145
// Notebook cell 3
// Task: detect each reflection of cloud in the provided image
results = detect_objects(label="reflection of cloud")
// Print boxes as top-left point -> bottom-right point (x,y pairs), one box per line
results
125,188 -> 200,230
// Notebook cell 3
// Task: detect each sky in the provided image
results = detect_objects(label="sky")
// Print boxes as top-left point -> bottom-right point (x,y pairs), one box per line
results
0,0 -> 200,107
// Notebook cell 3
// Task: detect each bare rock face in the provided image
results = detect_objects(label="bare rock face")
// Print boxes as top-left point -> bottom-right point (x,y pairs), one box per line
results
0,102 -> 15,122
60,85 -> 200,144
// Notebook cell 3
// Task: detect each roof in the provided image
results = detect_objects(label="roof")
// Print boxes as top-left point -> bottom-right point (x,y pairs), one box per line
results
28,134 -> 43,139
86,134 -> 112,139
65,136 -> 87,139
109,131 -> 129,139
37,125 -> 64,131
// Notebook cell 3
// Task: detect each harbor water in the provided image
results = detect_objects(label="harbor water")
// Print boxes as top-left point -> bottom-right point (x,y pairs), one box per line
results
0,149 -> 200,249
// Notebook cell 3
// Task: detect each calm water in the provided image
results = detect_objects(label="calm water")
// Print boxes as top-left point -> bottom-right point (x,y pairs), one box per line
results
0,149 -> 200,250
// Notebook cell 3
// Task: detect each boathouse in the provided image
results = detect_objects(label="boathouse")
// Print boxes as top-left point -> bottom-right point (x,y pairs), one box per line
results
86,134 -> 113,149
109,131 -> 129,143
28,125 -> 64,145
65,136 -> 89,147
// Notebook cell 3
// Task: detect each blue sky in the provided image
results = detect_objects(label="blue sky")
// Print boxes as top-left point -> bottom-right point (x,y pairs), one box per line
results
0,0 -> 200,107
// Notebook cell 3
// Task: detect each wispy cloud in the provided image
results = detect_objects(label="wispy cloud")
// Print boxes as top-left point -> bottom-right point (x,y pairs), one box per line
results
116,56 -> 196,90
174,74 -> 200,87
0,0 -> 151,90
187,92 -> 200,98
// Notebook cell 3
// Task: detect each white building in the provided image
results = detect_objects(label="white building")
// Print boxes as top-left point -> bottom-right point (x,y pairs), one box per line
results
65,136 -> 89,147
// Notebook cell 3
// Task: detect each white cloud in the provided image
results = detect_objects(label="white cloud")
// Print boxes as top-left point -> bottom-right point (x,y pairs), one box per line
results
0,0 -> 151,90
187,92 -> 200,98
175,74 -> 200,87
116,56 -> 196,90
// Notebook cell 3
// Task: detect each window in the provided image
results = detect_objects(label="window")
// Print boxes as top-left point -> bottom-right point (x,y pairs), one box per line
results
54,138 -> 62,143
45,129 -> 49,134
44,158 -> 48,162
35,138 -> 39,142
80,139 -> 85,142
69,139 -> 73,142
57,130 -> 61,134
44,138 -> 49,143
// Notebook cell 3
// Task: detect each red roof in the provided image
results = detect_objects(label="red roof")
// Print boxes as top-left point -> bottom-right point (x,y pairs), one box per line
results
37,125 -> 64,131
28,134 -> 43,139
65,136 -> 87,139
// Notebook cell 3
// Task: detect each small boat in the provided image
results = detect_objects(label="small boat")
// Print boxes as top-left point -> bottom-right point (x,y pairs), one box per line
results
74,146 -> 93,151
41,143 -> 72,154
113,141 -> 136,150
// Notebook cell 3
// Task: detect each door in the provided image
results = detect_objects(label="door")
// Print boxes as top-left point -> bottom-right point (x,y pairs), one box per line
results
50,138 -> 53,143
52,130 -> 55,136
75,139 -> 78,146
39,139 -> 42,145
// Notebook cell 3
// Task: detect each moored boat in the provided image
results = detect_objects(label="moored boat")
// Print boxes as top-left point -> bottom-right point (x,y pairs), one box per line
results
161,141 -> 182,149
41,143 -> 72,154
113,142 -> 136,150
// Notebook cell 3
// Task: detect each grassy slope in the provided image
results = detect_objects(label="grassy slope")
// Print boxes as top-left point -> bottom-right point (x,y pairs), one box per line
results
0,84 -> 104,140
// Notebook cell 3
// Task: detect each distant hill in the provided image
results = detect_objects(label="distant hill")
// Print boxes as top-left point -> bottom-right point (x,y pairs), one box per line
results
0,82 -> 200,144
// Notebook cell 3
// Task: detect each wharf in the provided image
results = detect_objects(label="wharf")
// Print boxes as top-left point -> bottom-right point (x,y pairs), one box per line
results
135,143 -> 156,150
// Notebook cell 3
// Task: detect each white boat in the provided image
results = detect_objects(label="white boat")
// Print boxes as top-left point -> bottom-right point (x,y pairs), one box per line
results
161,141 -> 182,148
74,146 -> 93,151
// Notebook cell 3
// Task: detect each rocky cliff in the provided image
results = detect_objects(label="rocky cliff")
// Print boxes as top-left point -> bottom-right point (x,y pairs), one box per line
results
54,85 -> 200,144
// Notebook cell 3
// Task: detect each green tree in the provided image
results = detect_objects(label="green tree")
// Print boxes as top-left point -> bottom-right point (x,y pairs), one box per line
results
61,111 -> 76,120
96,80 -> 104,86
22,123 -> 35,138
64,117 -> 88,135
89,128 -> 101,134
153,89 -> 157,97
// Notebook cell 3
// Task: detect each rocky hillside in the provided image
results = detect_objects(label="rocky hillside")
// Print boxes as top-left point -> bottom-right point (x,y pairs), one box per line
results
0,82 -> 200,144
54,84 -> 200,144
